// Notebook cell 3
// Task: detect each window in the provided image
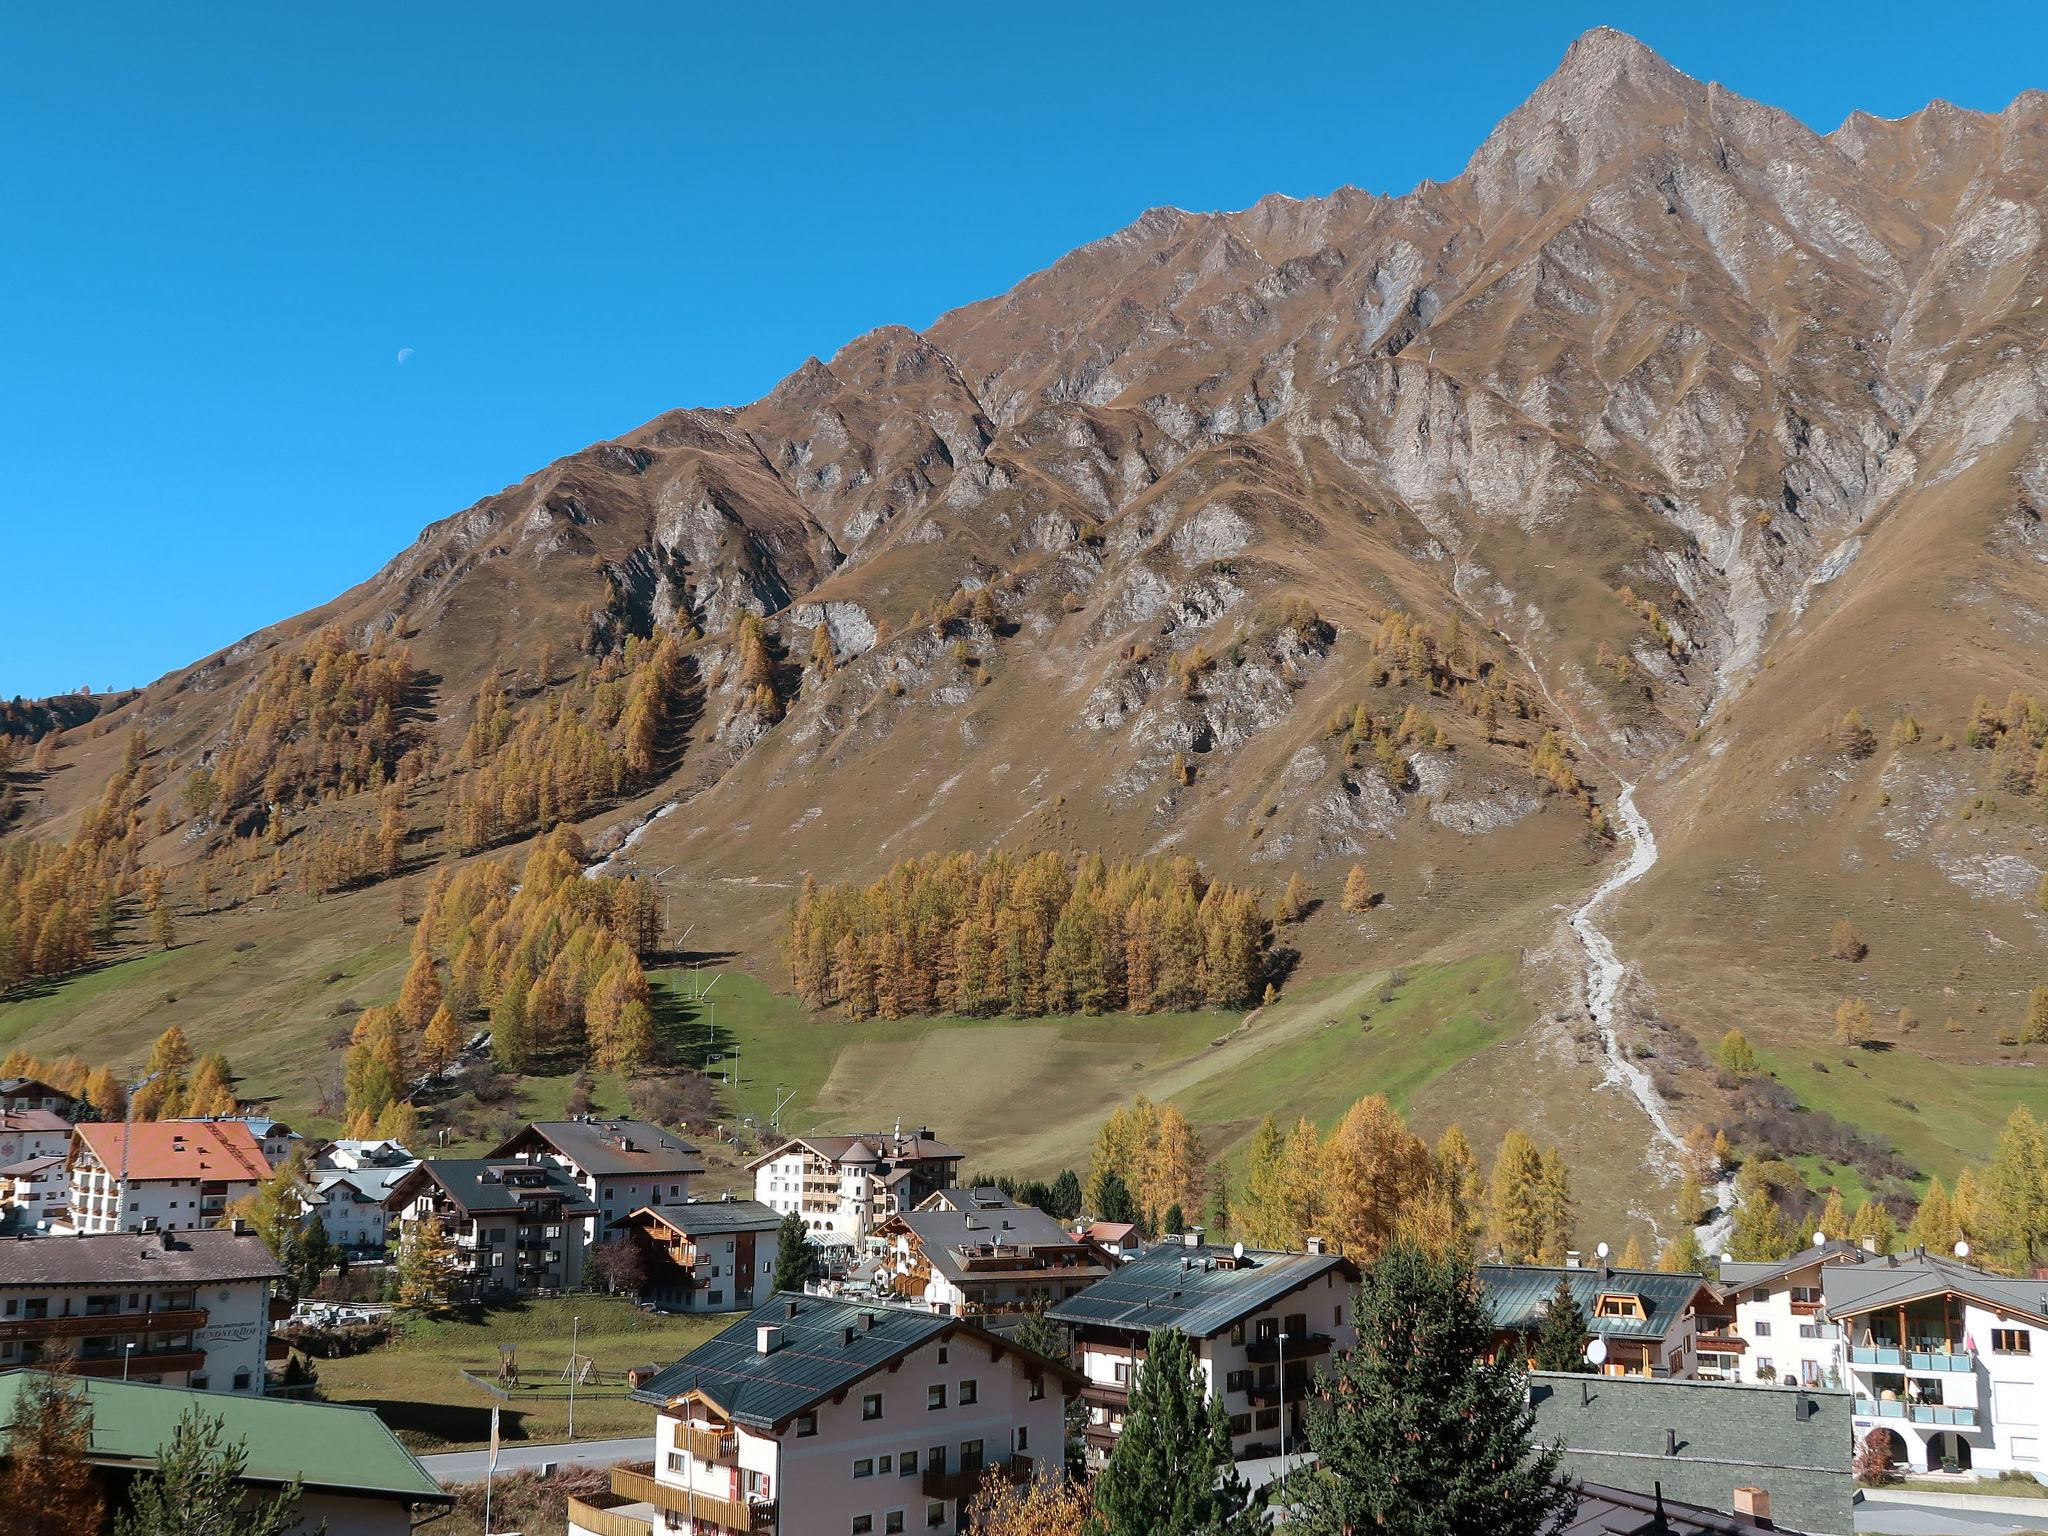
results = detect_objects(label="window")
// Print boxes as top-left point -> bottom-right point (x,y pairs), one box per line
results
1799,1324 -> 1820,1340
864,1393 -> 883,1420
1335,1304 -> 1344,1327
796,1413 -> 818,1437
886,1515 -> 904,1535
191,1376 -> 209,1392
1112,1360 -> 1132,1386
899,1449 -> 918,1476
1753,1320 -> 1772,1337
1015,1426 -> 1028,1452
1229,1413 -> 1252,1435
1225,1369 -> 1251,1394
960,1439 -> 984,1473
1230,1322 -> 1246,1346
1996,1329 -> 2033,1356
1254,1408 -> 1278,1431
960,1380 -> 977,1405
1029,1377 -> 1045,1402
1595,1294 -> 1644,1320
878,1454 -> 892,1474
854,1458 -> 875,1479
926,1504 -> 946,1528
1756,1357 -> 1774,1379
928,1384 -> 947,1410
853,1519 -> 873,1536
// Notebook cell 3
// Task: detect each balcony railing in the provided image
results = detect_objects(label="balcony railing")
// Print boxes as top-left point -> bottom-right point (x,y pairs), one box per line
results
1245,1333 -> 1331,1365
1695,1331 -> 1749,1354
1078,1381 -> 1129,1408
72,1349 -> 205,1378
1850,1345 -> 1973,1372
0,1308 -> 207,1344
680,1423 -> 739,1462
567,1495 -> 654,1536
1855,1398 -> 1978,1427
923,1453 -> 1031,1501
611,1464 -> 773,1533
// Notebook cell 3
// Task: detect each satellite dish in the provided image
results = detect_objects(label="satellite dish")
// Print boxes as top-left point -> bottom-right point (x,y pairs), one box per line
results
1956,1241 -> 1971,1260
1586,1337 -> 1608,1367
1595,1242 -> 1610,1261
1719,1253 -> 1734,1264
1232,1241 -> 1245,1261
1813,1231 -> 1828,1247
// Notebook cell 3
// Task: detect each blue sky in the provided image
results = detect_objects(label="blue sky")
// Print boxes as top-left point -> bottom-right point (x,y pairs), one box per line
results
3,2 -> 2042,698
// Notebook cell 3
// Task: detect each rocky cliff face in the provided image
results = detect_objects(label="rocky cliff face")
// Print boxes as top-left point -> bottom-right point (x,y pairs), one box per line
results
14,30 -> 2047,1079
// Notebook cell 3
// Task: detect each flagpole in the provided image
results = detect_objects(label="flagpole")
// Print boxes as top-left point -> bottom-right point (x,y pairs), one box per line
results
485,1404 -> 499,1535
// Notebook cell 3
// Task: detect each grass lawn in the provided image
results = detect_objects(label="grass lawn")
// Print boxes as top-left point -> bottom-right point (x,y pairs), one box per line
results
1894,1477 -> 2048,1499
651,952 -> 1527,1180
315,1296 -> 724,1452
1757,1043 -> 2048,1186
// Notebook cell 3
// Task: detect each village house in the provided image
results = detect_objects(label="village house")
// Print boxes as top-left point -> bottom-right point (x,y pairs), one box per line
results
181,1114 -> 303,1170
1480,1260 -> 1711,1378
301,1137 -> 418,1252
0,1110 -> 75,1230
1078,1220 -> 1142,1262
1707,1238 -> 1866,1387
752,1128 -> 964,1245
0,1226 -> 286,1391
1823,1247 -> 2048,1480
1047,1231 -> 1360,1465
384,1158 -> 598,1300
0,1078 -> 80,1118
490,1118 -> 705,1246
612,1196 -> 784,1312
567,1293 -> 1080,1536
64,1120 -> 272,1236
878,1188 -> 1116,1317
0,1371 -> 451,1534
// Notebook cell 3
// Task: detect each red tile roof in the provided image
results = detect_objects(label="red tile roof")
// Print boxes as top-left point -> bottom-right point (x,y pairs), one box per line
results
71,1121 -> 273,1184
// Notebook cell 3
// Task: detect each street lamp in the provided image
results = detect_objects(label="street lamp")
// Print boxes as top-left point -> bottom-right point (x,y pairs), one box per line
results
1278,1330 -> 1291,1474
567,1314 -> 582,1442
123,1341 -> 135,1382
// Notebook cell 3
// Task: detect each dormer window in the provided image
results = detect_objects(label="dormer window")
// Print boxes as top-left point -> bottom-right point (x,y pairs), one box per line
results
1595,1293 -> 1645,1320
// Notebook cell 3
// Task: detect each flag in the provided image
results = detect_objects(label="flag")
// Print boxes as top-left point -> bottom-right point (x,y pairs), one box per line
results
489,1405 -> 501,1473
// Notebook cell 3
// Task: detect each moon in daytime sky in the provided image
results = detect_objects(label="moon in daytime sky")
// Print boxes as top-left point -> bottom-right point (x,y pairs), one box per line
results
396,347 -> 414,365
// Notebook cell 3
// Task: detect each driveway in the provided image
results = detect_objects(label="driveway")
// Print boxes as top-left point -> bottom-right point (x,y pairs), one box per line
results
419,1434 -> 653,1485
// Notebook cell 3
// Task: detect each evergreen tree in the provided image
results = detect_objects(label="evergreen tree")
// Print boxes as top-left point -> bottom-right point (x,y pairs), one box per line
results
1,1368 -> 104,1536
1529,1276 -> 1592,1372
1049,1169 -> 1083,1221
1289,1244 -> 1575,1536
1090,1170 -> 1139,1227
1730,1172 -> 1797,1263
113,1405 -> 308,1536
775,1210 -> 819,1290
1088,1326 -> 1259,1536
296,1215 -> 335,1299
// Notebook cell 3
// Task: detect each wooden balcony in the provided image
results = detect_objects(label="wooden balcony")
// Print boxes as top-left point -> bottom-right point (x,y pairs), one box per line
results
680,1423 -> 739,1462
72,1349 -> 204,1378
1078,1380 -> 1128,1408
611,1464 -> 772,1532
568,1495 -> 654,1536
1245,1332 -> 1331,1365
0,1307 -> 206,1343
923,1452 -> 1031,1501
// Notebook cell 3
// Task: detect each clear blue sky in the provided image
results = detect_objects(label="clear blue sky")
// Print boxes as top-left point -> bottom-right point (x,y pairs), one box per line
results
3,2 -> 2041,698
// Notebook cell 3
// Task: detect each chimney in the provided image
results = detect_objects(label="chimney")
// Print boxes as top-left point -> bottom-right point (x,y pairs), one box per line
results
1732,1486 -> 1773,1528
1860,1235 -> 1877,1254
1182,1227 -> 1201,1248
1664,1428 -> 1678,1456
231,1218 -> 253,1237
842,1324 -> 857,1347
784,1299 -> 800,1320
757,1325 -> 783,1355
860,1311 -> 876,1331
1305,1236 -> 1325,1255
1566,1250 -> 1583,1269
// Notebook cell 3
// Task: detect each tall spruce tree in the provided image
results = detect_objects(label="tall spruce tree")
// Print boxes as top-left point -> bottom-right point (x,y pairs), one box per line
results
1289,1243 -> 1575,1536
1088,1327 -> 1259,1536
775,1210 -> 819,1290
1530,1277 -> 1592,1373
1049,1169 -> 1083,1220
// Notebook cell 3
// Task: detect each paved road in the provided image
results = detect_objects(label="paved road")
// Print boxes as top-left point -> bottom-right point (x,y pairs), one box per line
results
1856,1497 -> 2048,1535
420,1435 -> 653,1485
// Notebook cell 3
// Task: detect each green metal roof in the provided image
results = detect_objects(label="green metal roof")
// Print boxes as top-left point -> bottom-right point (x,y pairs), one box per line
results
0,1371 -> 450,1505
1480,1264 -> 1707,1341
1529,1372 -> 1852,1536
1044,1242 -> 1356,1339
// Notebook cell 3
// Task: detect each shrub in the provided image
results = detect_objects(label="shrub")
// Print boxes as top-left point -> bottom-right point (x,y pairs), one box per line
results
1830,920 -> 1867,962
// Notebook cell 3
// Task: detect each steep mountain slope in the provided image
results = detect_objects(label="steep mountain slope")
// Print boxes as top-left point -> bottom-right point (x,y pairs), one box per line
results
6,29 -> 2046,1234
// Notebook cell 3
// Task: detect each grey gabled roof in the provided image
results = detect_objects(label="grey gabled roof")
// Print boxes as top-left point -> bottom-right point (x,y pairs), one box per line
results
1715,1240 -> 1867,1297
390,1159 -> 598,1218
1046,1242 -> 1356,1338
489,1120 -> 705,1179
1530,1372 -> 1853,1536
1564,1480 -> 1820,1536
1820,1250 -> 2048,1327
619,1198 -> 782,1237
1480,1265 -> 1708,1341
0,1229 -> 285,1288
631,1293 -> 1081,1429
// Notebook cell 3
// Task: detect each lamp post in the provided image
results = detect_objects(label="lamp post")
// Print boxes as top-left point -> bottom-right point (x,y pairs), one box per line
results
1278,1329 -> 1291,1476
123,1341 -> 135,1382
566,1313 -> 582,1441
